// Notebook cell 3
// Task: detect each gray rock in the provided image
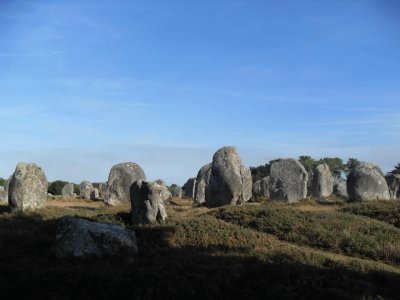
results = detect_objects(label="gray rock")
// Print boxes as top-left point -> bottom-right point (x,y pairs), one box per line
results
194,163 -> 212,204
169,185 -> 182,198
182,178 -> 196,199
131,180 -> 167,225
61,183 -> 75,199
155,179 -> 172,201
0,186 -> 5,205
207,146 -> 252,207
311,164 -> 334,198
252,176 -> 271,200
8,162 -> 48,212
97,183 -> 107,199
385,173 -> 400,200
105,162 -> 146,206
3,178 -> 10,204
54,216 -> 138,259
347,162 -> 390,201
91,188 -> 99,200
333,178 -> 348,199
270,159 -> 308,203
79,181 -> 94,200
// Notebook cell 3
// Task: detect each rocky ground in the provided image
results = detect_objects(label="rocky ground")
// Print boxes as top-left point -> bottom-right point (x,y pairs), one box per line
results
1,197 -> 400,299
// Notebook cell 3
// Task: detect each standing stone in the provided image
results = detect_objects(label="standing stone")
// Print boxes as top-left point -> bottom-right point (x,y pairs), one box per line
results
252,176 -> 271,200
311,164 -> 334,198
62,183 -> 75,199
194,163 -> 212,204
105,162 -> 146,206
385,173 -> 400,200
131,180 -> 167,225
8,162 -> 48,212
333,178 -> 348,199
3,177 -> 10,204
347,162 -> 391,201
91,188 -> 99,200
270,159 -> 308,203
97,183 -> 107,199
0,186 -> 5,205
155,179 -> 172,201
207,146 -> 252,207
54,216 -> 138,259
79,181 -> 94,200
183,178 -> 196,199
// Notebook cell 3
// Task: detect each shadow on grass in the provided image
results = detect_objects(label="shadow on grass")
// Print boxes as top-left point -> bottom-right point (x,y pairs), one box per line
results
0,212 -> 399,300
0,205 -> 10,214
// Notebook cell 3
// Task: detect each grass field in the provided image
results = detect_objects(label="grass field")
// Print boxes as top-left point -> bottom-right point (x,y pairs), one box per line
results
1,197 -> 400,299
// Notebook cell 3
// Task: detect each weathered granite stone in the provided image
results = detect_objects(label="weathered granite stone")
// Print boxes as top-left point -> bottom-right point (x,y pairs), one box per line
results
3,178 -> 10,205
91,188 -> 99,200
131,180 -> 167,225
54,216 -> 138,259
347,162 -> 390,201
269,159 -> 308,203
311,164 -> 334,198
96,183 -> 107,199
105,162 -> 146,206
8,162 -> 48,211
252,176 -> 271,200
62,183 -> 75,199
385,173 -> 400,200
183,178 -> 196,199
194,163 -> 212,204
0,186 -> 5,205
207,146 -> 252,207
79,181 -> 94,200
333,178 -> 348,199
155,179 -> 172,201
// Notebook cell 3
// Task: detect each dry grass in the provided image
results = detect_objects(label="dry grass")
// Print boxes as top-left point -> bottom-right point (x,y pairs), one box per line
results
1,198 -> 400,299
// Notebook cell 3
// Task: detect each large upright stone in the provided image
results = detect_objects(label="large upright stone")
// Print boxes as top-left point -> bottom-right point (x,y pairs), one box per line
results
333,178 -> 348,199
3,177 -> 10,204
194,163 -> 212,204
252,176 -> 271,200
0,186 -> 5,205
62,183 -> 75,199
79,181 -> 94,200
131,180 -> 167,225
155,179 -> 172,201
347,162 -> 390,201
311,164 -> 334,198
105,162 -> 146,206
97,183 -> 107,199
183,178 -> 196,199
385,173 -> 400,200
8,162 -> 48,211
270,159 -> 308,203
207,146 -> 252,207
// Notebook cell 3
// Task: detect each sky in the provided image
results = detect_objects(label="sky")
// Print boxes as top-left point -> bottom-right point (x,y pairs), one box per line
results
0,0 -> 399,185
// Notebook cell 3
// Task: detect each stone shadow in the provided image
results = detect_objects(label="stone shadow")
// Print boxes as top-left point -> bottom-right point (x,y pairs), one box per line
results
0,212 -> 399,300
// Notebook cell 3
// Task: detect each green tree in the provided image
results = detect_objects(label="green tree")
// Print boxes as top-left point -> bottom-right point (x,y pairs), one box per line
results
0,177 -> 5,187
298,156 -> 317,173
250,158 -> 282,182
390,163 -> 400,175
48,180 -> 69,195
345,158 -> 360,174
317,157 -> 344,178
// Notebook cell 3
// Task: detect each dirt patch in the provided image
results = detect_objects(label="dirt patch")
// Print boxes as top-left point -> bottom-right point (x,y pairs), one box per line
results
47,198 -> 104,209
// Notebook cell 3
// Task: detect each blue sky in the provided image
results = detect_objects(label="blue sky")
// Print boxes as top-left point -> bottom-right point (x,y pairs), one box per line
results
0,0 -> 399,185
